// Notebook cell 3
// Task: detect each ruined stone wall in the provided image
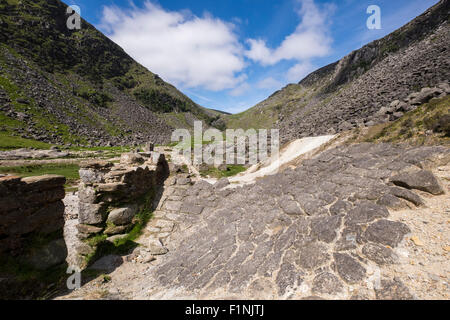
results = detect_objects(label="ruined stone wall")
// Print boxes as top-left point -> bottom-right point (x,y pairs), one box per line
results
0,175 -> 67,260
76,152 -> 169,261
0,174 -> 68,299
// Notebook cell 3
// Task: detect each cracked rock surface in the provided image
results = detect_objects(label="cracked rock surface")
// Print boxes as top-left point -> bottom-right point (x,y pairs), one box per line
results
57,143 -> 449,300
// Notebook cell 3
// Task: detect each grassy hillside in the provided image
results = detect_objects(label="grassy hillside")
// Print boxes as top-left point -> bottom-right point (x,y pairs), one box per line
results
0,0 -> 218,148
356,95 -> 450,145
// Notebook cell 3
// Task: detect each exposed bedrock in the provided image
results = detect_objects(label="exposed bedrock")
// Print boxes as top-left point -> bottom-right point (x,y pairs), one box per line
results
146,143 -> 448,299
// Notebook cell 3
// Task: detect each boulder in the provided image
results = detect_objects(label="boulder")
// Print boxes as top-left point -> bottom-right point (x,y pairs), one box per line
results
389,186 -> 425,207
390,170 -> 444,195
409,87 -> 443,105
107,205 -> 138,226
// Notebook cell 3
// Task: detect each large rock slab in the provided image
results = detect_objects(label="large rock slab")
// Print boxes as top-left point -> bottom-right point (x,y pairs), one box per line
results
390,170 -> 445,195
333,253 -> 366,284
363,220 -> 411,247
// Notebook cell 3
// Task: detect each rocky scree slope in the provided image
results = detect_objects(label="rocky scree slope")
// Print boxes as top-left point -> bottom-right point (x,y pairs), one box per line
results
0,0 -> 221,147
225,0 -> 450,143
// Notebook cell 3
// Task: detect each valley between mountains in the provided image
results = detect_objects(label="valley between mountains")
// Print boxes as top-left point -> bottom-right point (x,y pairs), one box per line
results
0,0 -> 449,300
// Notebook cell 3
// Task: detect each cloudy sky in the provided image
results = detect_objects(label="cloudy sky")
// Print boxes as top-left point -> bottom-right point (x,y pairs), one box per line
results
70,0 -> 438,114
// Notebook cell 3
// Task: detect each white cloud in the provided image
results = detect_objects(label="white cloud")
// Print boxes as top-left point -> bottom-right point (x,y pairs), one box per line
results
99,1 -> 246,91
286,61 -> 315,82
256,77 -> 282,90
229,82 -> 251,97
245,0 -> 333,66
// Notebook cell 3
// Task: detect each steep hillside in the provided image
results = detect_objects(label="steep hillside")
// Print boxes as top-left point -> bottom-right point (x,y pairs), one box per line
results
0,0 -> 217,147
226,0 -> 450,143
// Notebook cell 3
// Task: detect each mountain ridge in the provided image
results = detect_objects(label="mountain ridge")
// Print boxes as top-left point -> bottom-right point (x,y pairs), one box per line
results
0,0 -> 219,147
224,0 -> 450,143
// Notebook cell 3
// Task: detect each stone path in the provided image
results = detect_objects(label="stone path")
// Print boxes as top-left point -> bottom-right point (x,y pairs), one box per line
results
57,142 -> 449,300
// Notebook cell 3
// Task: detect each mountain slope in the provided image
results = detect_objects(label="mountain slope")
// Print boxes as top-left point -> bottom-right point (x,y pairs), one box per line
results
0,0 -> 217,147
225,0 -> 450,143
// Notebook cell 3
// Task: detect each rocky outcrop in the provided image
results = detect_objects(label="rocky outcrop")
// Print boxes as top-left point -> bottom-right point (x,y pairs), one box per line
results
0,174 -> 68,299
75,152 -> 169,263
371,84 -> 449,124
143,143 -> 448,299
235,1 -> 450,143
56,142 -> 449,300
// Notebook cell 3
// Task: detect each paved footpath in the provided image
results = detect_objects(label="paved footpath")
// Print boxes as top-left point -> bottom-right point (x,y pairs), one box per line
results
57,143 -> 450,300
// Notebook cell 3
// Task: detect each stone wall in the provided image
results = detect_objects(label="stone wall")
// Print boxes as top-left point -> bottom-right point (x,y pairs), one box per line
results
75,152 -> 169,261
0,174 -> 68,299
0,174 -> 67,261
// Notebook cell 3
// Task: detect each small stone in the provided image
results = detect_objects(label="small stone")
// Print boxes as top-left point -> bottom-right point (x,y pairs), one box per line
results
141,254 -> 156,264
176,176 -> 192,185
410,236 -> 424,246
106,234 -> 128,243
147,239 -> 169,255
280,200 -> 303,215
76,224 -> 103,235
78,202 -> 107,225
104,224 -> 129,235
377,194 -> 406,210
180,202 -> 204,215
329,200 -> 352,215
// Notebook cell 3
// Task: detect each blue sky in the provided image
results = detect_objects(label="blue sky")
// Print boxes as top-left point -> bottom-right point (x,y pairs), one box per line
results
67,0 -> 439,114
